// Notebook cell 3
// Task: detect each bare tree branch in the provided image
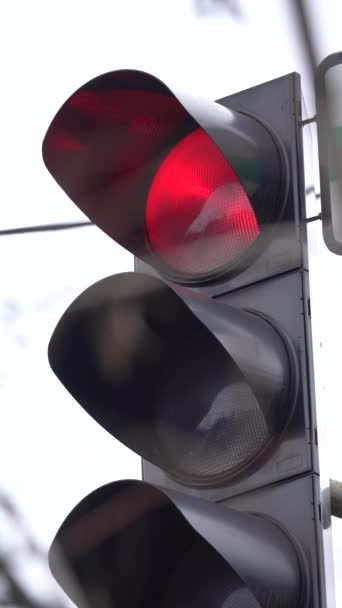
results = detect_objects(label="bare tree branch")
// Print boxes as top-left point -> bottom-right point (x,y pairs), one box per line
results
0,492 -> 67,608
194,0 -> 244,18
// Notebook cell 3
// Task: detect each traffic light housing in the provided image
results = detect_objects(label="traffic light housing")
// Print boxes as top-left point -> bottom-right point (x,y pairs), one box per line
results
42,69 -> 303,290
43,70 -> 333,607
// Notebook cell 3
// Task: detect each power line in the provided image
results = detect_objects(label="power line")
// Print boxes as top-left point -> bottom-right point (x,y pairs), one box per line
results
0,220 -> 93,237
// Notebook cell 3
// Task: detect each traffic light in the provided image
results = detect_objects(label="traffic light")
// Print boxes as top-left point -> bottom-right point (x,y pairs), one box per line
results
43,70 -> 334,607
316,51 -> 342,255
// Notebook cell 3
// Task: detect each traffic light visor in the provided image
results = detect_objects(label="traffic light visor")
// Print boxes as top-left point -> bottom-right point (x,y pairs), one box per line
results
49,480 -> 306,608
48,272 -> 297,487
43,70 -> 287,284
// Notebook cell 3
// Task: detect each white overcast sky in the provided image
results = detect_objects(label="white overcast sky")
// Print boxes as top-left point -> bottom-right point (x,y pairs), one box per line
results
1,0 -> 342,606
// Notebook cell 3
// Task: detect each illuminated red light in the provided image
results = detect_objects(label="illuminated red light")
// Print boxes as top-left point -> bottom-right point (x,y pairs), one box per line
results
146,129 -> 260,277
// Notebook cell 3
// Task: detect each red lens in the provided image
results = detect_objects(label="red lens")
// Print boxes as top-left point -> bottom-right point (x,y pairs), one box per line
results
146,129 -> 260,277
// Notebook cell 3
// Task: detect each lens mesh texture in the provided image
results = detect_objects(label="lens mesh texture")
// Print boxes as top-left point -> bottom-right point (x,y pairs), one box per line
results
162,541 -> 261,608
146,128 -> 260,277
154,330 -> 274,483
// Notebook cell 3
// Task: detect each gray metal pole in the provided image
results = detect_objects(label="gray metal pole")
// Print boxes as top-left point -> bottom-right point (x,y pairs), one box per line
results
330,479 -> 342,519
